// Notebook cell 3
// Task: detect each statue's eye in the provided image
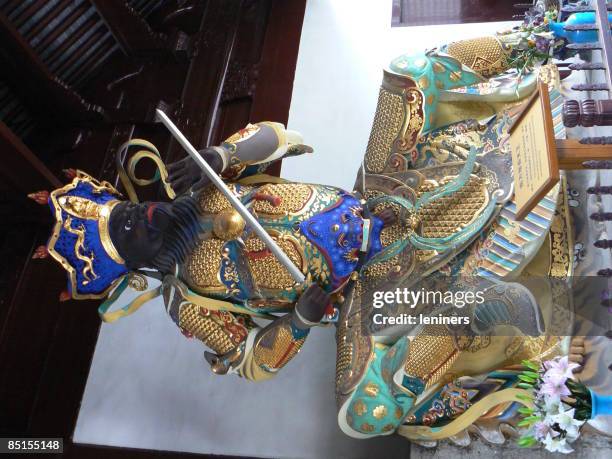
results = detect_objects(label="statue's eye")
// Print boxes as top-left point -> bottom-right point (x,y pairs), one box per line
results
124,219 -> 132,231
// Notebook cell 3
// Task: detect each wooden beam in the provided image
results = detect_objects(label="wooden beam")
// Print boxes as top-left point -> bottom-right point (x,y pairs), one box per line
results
249,0 -> 307,177
0,11 -> 106,124
165,0 -> 243,163
0,121 -> 61,191
556,138 -> 612,169
90,0 -> 166,56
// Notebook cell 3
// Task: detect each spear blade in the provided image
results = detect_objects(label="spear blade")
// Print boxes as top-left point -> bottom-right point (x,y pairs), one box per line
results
155,109 -> 305,284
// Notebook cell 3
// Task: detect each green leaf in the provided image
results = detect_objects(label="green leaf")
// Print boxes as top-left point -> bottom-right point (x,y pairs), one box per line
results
518,436 -> 537,447
521,360 -> 540,371
518,383 -> 534,390
517,393 -> 533,402
576,409 -> 591,421
523,371 -> 540,379
518,407 -> 534,415
518,375 -> 536,383
517,420 -> 533,427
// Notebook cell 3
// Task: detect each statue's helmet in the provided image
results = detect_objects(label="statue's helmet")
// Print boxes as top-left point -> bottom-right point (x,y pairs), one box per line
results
47,171 -> 128,299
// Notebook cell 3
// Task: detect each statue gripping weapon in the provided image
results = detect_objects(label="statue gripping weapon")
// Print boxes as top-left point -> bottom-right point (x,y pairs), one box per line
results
40,32 -> 582,445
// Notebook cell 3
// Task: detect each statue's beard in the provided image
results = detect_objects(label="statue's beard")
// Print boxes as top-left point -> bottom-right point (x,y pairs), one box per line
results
147,196 -> 202,274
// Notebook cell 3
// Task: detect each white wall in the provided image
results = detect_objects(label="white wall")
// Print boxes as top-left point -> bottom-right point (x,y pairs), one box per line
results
284,0 -> 517,190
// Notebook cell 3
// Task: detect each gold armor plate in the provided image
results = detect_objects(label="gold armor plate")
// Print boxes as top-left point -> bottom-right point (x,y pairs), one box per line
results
417,175 -> 489,238
253,319 -> 306,371
445,36 -> 511,78
364,71 -> 425,174
243,232 -> 306,291
251,183 -> 316,216
183,239 -> 226,293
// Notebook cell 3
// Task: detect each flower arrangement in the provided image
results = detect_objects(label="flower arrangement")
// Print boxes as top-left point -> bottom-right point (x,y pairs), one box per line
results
497,3 -> 560,77
516,356 -> 590,453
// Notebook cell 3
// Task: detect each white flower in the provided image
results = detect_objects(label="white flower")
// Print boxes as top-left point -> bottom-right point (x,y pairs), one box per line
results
543,395 -> 561,414
565,428 -> 581,444
551,406 -> 584,440
543,356 -> 579,385
538,378 -> 571,402
533,421 -> 557,441
543,433 -> 574,454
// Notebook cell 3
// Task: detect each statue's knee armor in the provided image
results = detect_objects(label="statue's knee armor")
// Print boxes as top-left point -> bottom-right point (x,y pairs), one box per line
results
443,36 -> 512,78
364,71 -> 424,174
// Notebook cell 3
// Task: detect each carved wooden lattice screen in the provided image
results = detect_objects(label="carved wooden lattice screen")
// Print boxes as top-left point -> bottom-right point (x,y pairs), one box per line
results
392,0 -> 515,27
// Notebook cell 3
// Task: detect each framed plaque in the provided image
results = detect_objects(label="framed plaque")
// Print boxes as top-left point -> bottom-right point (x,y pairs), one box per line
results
508,80 -> 560,220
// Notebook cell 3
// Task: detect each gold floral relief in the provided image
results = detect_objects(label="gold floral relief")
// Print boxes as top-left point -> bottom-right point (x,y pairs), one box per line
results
393,87 -> 425,158
360,423 -> 375,433
373,405 -> 388,419
549,177 -> 572,279
364,382 -> 380,398
224,123 -> 260,144
353,399 -> 368,416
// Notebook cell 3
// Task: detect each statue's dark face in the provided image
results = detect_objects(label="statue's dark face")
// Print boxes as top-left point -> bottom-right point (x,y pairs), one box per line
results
109,201 -> 174,268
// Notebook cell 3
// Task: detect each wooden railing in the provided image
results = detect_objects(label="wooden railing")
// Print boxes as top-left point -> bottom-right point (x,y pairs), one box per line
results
515,1 -> 612,324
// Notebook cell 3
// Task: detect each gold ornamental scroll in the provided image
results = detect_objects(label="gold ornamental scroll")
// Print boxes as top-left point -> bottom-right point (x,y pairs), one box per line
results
509,80 -> 559,220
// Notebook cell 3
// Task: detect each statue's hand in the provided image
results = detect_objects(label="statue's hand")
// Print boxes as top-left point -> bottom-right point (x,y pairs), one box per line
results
293,284 -> 331,328
167,148 -> 224,195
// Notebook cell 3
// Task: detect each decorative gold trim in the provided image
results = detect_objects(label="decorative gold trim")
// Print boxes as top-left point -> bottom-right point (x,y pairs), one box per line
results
48,172 -> 126,300
127,272 -> 148,291
63,216 -> 98,285
549,175 -> 573,278
98,200 -> 125,265
398,388 -> 533,441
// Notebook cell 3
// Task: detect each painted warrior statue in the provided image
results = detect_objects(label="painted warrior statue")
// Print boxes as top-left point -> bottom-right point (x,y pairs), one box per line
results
40,29 -> 593,445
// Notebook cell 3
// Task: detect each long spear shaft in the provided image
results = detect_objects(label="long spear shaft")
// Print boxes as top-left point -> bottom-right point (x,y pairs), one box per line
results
155,109 -> 305,284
